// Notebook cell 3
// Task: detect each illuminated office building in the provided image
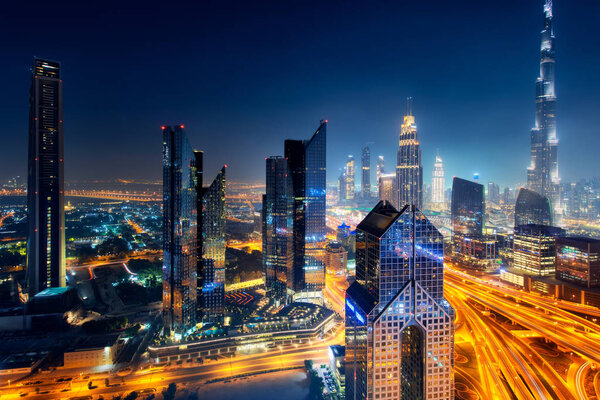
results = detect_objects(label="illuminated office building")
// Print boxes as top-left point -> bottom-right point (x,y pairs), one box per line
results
527,0 -> 561,223
451,177 -> 499,270
325,242 -> 348,275
514,188 -> 553,227
27,58 -> 66,297
199,166 -> 226,322
263,157 -> 294,303
345,155 -> 355,201
376,156 -> 384,190
513,224 -> 564,276
556,237 -> 600,288
432,152 -> 445,206
361,146 -> 371,199
396,98 -> 423,209
162,125 -> 197,337
284,121 -> 327,297
339,169 -> 347,203
345,202 -> 454,400
378,173 -> 396,205
487,182 -> 500,205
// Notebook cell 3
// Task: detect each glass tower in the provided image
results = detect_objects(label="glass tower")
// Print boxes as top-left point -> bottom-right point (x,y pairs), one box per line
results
514,188 -> 553,227
396,98 -> 423,210
263,157 -> 294,303
345,201 -> 454,400
451,177 -> 484,238
361,146 -> 371,199
162,125 -> 197,338
345,155 -> 355,201
284,121 -> 327,297
527,0 -> 561,223
432,151 -> 445,206
27,58 -> 66,297
200,167 -> 227,322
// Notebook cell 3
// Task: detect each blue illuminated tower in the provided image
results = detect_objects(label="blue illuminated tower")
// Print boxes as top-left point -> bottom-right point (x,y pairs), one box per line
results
162,125 -> 197,338
284,121 -> 327,299
263,157 -> 294,303
527,0 -> 561,223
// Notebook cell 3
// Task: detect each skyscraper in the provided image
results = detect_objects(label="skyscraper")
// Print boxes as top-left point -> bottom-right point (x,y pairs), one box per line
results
284,121 -> 326,298
27,58 -> 65,297
527,0 -> 561,222
378,173 -> 396,205
162,125 -> 197,338
338,168 -> 347,203
451,177 -> 484,238
487,182 -> 500,205
263,157 -> 294,303
432,151 -> 445,206
376,155 -> 385,194
514,187 -> 553,227
345,155 -> 355,201
361,146 -> 370,199
199,166 -> 226,322
345,202 -> 454,400
396,98 -> 423,209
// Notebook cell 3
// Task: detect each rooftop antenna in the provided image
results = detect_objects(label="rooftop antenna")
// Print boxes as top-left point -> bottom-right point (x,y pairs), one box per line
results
406,97 -> 414,116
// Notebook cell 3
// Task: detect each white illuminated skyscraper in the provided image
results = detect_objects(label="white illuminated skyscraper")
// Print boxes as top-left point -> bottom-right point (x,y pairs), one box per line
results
432,151 -> 445,206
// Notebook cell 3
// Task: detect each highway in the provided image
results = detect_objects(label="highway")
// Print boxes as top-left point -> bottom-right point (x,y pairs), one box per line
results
4,263 -> 600,399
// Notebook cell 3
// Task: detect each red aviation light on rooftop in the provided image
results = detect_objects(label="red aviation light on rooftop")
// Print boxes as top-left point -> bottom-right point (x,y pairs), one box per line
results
224,164 -> 228,168
180,125 -> 185,129
161,126 -> 166,130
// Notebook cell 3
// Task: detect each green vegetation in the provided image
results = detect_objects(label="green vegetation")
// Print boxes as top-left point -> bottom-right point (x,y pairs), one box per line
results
96,236 -> 130,257
126,258 -> 161,286
81,316 -> 128,334
162,383 -> 177,400
225,248 -> 262,284
0,248 -> 25,267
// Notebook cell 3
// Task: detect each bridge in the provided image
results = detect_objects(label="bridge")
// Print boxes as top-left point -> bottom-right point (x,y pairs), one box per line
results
65,190 -> 162,202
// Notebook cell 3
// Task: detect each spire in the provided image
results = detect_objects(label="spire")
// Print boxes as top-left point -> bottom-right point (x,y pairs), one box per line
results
406,97 -> 413,116
544,0 -> 552,19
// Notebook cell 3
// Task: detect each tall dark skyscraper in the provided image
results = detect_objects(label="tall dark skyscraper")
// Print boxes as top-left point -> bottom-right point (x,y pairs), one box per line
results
451,177 -> 484,238
284,121 -> 326,299
263,157 -> 294,303
345,202 -> 454,400
527,0 -> 561,222
162,125 -> 197,338
361,146 -> 370,198
514,187 -> 553,227
26,58 -> 65,297
396,98 -> 423,209
199,166 -> 227,322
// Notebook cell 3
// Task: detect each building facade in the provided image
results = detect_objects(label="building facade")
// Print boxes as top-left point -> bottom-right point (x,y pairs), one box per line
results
513,224 -> 564,276
162,125 -> 198,338
432,152 -> 445,206
345,155 -> 355,201
514,188 -> 553,227
345,202 -> 454,400
396,99 -> 423,210
263,157 -> 294,303
284,121 -> 327,298
527,0 -> 561,223
325,242 -> 348,275
378,173 -> 396,206
199,167 -> 227,322
376,156 -> 385,194
361,146 -> 371,199
27,58 -> 66,297
556,237 -> 600,288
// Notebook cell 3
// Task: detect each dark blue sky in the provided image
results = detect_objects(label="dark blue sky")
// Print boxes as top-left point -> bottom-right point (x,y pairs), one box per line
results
2,0 -> 600,188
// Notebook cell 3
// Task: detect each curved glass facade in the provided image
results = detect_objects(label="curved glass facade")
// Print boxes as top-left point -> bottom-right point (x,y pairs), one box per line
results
514,188 -> 553,227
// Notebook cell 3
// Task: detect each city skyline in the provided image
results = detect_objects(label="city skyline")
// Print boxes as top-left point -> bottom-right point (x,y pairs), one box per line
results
1,1 -> 600,189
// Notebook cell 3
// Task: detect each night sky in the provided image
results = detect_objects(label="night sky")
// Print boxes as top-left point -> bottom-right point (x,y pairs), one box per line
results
2,0 -> 600,189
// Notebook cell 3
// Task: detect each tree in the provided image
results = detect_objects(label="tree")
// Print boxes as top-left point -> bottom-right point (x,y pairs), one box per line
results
162,383 -> 177,400
123,392 -> 138,400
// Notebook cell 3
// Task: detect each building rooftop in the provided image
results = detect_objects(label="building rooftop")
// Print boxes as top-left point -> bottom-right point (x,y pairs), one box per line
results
33,287 -> 72,298
346,281 -> 377,316
356,201 -> 405,238
67,333 -> 120,352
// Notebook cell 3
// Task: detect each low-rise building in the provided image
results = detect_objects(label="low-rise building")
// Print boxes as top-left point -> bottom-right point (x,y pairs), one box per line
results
513,225 -> 565,276
63,334 -> 121,369
556,237 -> 600,288
325,242 -> 347,275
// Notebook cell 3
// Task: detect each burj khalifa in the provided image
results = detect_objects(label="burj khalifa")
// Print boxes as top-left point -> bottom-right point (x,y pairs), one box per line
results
527,0 -> 561,223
